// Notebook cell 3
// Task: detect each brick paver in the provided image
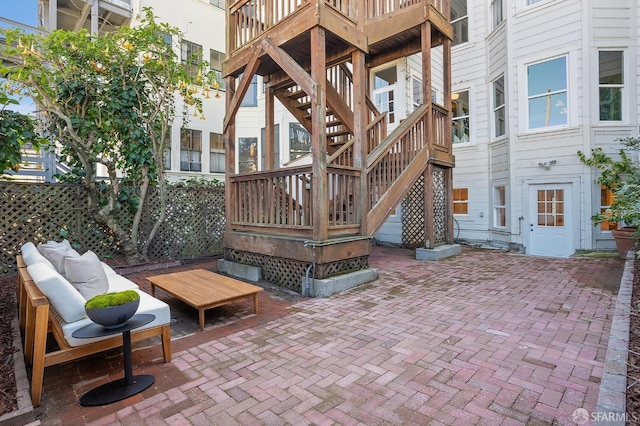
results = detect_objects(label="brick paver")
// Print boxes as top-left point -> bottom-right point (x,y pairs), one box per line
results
35,246 -> 624,425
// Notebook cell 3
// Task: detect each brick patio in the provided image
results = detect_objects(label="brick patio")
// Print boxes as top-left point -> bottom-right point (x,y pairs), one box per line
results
31,245 -> 624,425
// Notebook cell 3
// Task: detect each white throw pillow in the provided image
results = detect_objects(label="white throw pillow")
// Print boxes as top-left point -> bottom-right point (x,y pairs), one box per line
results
26,262 -> 87,323
65,251 -> 110,300
21,242 -> 55,269
37,239 -> 72,256
41,246 -> 80,275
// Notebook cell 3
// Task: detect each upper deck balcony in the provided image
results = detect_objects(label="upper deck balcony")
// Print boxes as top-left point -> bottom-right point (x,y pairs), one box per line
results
225,0 -> 451,78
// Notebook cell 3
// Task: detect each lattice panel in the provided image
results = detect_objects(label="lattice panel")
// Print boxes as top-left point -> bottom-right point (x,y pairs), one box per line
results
401,176 -> 426,249
432,167 -> 446,245
224,249 -> 369,291
1,182 -> 225,276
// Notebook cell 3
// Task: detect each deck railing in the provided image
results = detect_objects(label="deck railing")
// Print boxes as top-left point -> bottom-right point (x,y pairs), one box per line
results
229,164 -> 361,235
229,0 -> 446,50
367,104 -> 428,210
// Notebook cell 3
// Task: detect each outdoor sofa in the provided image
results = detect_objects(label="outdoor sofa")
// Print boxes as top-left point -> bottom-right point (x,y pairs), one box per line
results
16,241 -> 171,406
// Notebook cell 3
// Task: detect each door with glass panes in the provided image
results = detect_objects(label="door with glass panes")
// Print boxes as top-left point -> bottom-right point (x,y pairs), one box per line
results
528,184 -> 574,257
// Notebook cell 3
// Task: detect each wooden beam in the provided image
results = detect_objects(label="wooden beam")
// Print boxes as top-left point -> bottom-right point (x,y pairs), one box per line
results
325,78 -> 354,134
311,27 -> 328,241
352,50 -> 368,235
225,76 -> 237,233
223,45 -> 263,131
273,90 -> 313,133
260,38 -> 317,103
265,86 -> 275,170
368,39 -> 421,69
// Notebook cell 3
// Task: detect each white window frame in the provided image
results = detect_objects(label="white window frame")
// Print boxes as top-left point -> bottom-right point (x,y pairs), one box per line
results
493,185 -> 507,228
180,128 -> 202,172
598,50 -> 624,123
209,132 -> 225,173
525,55 -> 568,131
452,90 -> 470,144
451,0 -> 468,46
492,76 -> 506,139
181,39 -> 202,79
491,0 -> 504,30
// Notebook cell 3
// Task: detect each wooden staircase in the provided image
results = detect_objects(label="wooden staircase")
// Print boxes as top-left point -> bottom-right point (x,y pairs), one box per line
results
222,0 -> 454,285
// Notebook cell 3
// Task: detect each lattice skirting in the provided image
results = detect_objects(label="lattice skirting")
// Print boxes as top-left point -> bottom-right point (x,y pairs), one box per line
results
224,249 -> 369,291
401,167 -> 448,249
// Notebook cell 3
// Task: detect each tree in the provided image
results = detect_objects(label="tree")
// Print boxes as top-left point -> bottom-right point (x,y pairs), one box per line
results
0,8 -> 219,261
0,90 -> 45,176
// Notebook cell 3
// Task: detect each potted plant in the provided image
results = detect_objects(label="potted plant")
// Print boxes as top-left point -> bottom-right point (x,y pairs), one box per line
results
578,137 -> 640,257
84,290 -> 140,329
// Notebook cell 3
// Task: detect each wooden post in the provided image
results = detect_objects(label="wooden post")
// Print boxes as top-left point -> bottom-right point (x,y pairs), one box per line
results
352,50 -> 368,235
424,164 -> 434,248
443,38 -> 452,150
265,86 -> 275,170
224,76 -> 236,233
422,21 -> 433,150
311,27 -> 328,241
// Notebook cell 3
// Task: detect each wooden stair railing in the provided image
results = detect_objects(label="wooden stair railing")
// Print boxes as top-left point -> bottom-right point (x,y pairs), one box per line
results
366,103 -> 431,236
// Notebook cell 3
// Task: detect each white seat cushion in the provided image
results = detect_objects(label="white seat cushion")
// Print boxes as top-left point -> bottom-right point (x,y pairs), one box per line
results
59,290 -> 170,347
107,274 -> 140,292
26,263 -> 87,323
21,242 -> 55,269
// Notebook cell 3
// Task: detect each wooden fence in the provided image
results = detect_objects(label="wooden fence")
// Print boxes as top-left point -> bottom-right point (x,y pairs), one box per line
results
0,181 -> 225,276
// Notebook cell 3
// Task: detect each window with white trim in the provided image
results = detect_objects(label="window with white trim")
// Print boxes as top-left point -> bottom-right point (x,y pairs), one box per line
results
209,132 -> 225,173
527,56 -> 567,129
452,90 -> 470,143
493,186 -> 506,228
527,0 -> 543,5
599,50 -> 623,121
209,50 -> 226,92
181,39 -> 202,79
180,128 -> 202,172
453,188 -> 469,215
451,0 -> 468,45
240,75 -> 258,107
491,0 -> 503,29
493,76 -> 505,138
238,137 -> 258,173
373,66 -> 397,123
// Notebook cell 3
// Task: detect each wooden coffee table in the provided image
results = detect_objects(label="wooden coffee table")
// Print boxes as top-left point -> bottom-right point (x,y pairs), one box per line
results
147,269 -> 263,331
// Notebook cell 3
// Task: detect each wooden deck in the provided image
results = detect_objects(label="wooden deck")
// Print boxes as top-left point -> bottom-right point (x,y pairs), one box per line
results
147,269 -> 263,331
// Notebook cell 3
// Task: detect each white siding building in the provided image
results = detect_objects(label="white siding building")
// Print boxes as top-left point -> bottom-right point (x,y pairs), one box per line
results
446,0 -> 639,256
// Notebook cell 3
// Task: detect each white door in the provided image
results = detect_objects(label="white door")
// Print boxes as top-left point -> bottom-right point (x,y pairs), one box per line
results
528,184 -> 574,257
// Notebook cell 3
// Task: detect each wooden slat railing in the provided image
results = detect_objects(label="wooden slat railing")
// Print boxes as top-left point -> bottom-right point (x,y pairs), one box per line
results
367,103 -> 428,210
229,164 -> 361,234
229,0 -> 446,51
229,166 -> 313,230
432,103 -> 448,151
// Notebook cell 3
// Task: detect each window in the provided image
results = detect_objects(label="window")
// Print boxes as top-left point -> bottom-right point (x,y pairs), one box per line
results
599,51 -> 623,121
209,50 -> 226,92
209,0 -> 224,9
240,75 -> 258,107
453,188 -> 469,214
180,128 -> 202,172
181,39 -> 202,78
412,77 -> 422,109
527,0 -> 543,4
289,123 -> 311,161
451,0 -> 468,45
373,66 -> 397,123
260,124 -> 280,170
493,76 -> 505,138
600,185 -> 617,231
494,186 -> 506,227
164,147 -> 171,170
452,90 -> 470,143
491,0 -> 503,29
537,189 -> 564,227
527,56 -> 567,129
210,132 -> 225,173
238,137 -> 258,173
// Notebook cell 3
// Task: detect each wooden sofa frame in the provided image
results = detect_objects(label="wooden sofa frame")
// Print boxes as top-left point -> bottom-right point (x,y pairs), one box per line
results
16,255 -> 172,406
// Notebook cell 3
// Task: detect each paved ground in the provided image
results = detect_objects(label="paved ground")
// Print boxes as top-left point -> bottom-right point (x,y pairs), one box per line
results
32,245 -> 624,425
